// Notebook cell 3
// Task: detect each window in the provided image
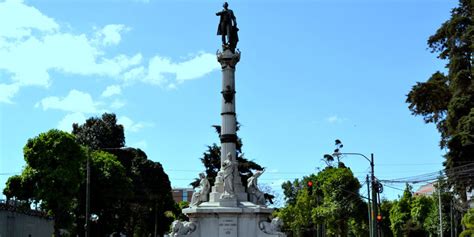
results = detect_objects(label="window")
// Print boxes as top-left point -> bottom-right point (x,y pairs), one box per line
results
183,190 -> 188,201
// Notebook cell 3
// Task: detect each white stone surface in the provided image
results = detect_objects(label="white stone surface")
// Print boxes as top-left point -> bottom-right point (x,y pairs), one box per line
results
178,202 -> 284,237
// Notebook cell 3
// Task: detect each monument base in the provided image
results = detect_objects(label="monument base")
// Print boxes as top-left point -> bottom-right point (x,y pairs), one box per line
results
172,202 -> 285,237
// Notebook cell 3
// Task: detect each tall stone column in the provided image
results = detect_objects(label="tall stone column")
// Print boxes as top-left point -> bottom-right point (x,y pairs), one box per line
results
209,48 -> 247,205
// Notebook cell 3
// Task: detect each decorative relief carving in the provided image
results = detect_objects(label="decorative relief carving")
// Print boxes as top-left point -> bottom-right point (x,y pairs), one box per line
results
222,85 -> 235,103
259,217 -> 285,236
217,49 -> 240,69
169,220 -> 197,236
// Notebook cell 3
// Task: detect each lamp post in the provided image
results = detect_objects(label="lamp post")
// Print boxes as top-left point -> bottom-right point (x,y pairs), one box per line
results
334,152 -> 377,237
366,175 -> 372,237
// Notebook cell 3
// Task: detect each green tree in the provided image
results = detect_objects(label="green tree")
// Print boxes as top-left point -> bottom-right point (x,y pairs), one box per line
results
389,184 -> 442,237
72,113 -> 175,236
411,195 -> 435,236
23,129 -> 85,236
379,199 -> 395,237
72,113 -> 125,150
422,187 -> 451,236
423,201 -> 449,237
281,179 -> 302,205
72,150 -> 133,236
406,0 -> 474,204
390,184 -> 414,236
312,167 -> 365,236
3,174 -> 31,202
103,147 -> 175,236
3,172 -> 36,209
460,208 -> 474,237
279,167 -> 367,237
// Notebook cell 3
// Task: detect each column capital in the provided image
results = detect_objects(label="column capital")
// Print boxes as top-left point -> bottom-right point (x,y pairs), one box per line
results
217,48 -> 240,69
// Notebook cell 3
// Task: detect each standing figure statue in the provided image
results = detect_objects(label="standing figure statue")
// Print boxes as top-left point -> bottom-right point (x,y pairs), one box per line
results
221,152 -> 235,197
247,170 -> 266,205
216,2 -> 239,52
190,173 -> 210,207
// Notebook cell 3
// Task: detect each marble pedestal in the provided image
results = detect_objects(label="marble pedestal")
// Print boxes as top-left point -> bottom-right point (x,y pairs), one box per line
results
177,202 -> 284,237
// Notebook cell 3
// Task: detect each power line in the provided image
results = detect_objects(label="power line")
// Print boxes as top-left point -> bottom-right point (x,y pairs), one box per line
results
379,163 -> 474,184
0,172 -> 20,176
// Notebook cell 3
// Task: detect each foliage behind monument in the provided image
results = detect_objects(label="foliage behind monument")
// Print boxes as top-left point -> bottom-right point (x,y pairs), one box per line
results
406,0 -> 474,203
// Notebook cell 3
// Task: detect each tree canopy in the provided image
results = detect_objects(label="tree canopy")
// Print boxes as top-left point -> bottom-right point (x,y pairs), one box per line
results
406,0 -> 474,201
20,129 -> 85,236
72,113 -> 125,150
3,113 -> 175,237
460,208 -> 474,237
389,183 -> 452,237
279,167 -> 367,237
73,150 -> 133,236
72,113 -> 175,236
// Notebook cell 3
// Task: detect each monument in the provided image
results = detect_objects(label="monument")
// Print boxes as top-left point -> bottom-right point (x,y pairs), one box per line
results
169,3 -> 286,237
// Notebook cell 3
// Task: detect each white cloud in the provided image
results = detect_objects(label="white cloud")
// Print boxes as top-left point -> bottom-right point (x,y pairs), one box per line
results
0,1 -> 219,104
0,1 -> 140,102
167,83 -> 177,90
143,52 -> 219,86
0,83 -> 20,103
94,24 -> 129,46
174,53 -> 219,82
110,99 -> 126,109
118,116 -> 153,133
36,90 -> 100,113
57,112 -> 86,132
0,0 -> 58,39
101,85 -> 122,97
123,66 -> 146,83
326,115 -> 346,124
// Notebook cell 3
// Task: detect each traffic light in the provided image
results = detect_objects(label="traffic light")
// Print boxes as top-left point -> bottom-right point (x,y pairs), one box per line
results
376,215 -> 382,224
307,181 -> 313,194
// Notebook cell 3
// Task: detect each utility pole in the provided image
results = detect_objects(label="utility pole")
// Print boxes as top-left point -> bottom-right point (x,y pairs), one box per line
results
85,151 -> 91,237
330,151 -> 377,237
154,201 -> 158,237
450,199 -> 454,237
366,175 -> 372,237
371,154 -> 378,237
438,174 -> 443,237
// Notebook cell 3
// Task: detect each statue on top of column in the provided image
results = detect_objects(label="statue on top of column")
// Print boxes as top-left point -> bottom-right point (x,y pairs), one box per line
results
216,2 -> 239,53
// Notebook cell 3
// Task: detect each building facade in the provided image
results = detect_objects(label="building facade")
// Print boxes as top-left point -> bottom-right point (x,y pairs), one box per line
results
172,188 -> 194,203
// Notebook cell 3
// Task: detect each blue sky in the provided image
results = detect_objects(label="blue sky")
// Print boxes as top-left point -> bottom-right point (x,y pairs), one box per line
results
0,0 -> 457,202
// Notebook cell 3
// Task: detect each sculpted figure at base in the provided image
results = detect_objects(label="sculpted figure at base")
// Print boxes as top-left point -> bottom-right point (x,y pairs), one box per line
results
216,2 -> 239,52
190,173 -> 210,207
247,170 -> 266,205
169,220 -> 197,236
259,217 -> 285,237
221,152 -> 235,198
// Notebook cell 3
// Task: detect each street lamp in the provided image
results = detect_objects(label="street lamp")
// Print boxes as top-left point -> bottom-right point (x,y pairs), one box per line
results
333,152 -> 377,237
